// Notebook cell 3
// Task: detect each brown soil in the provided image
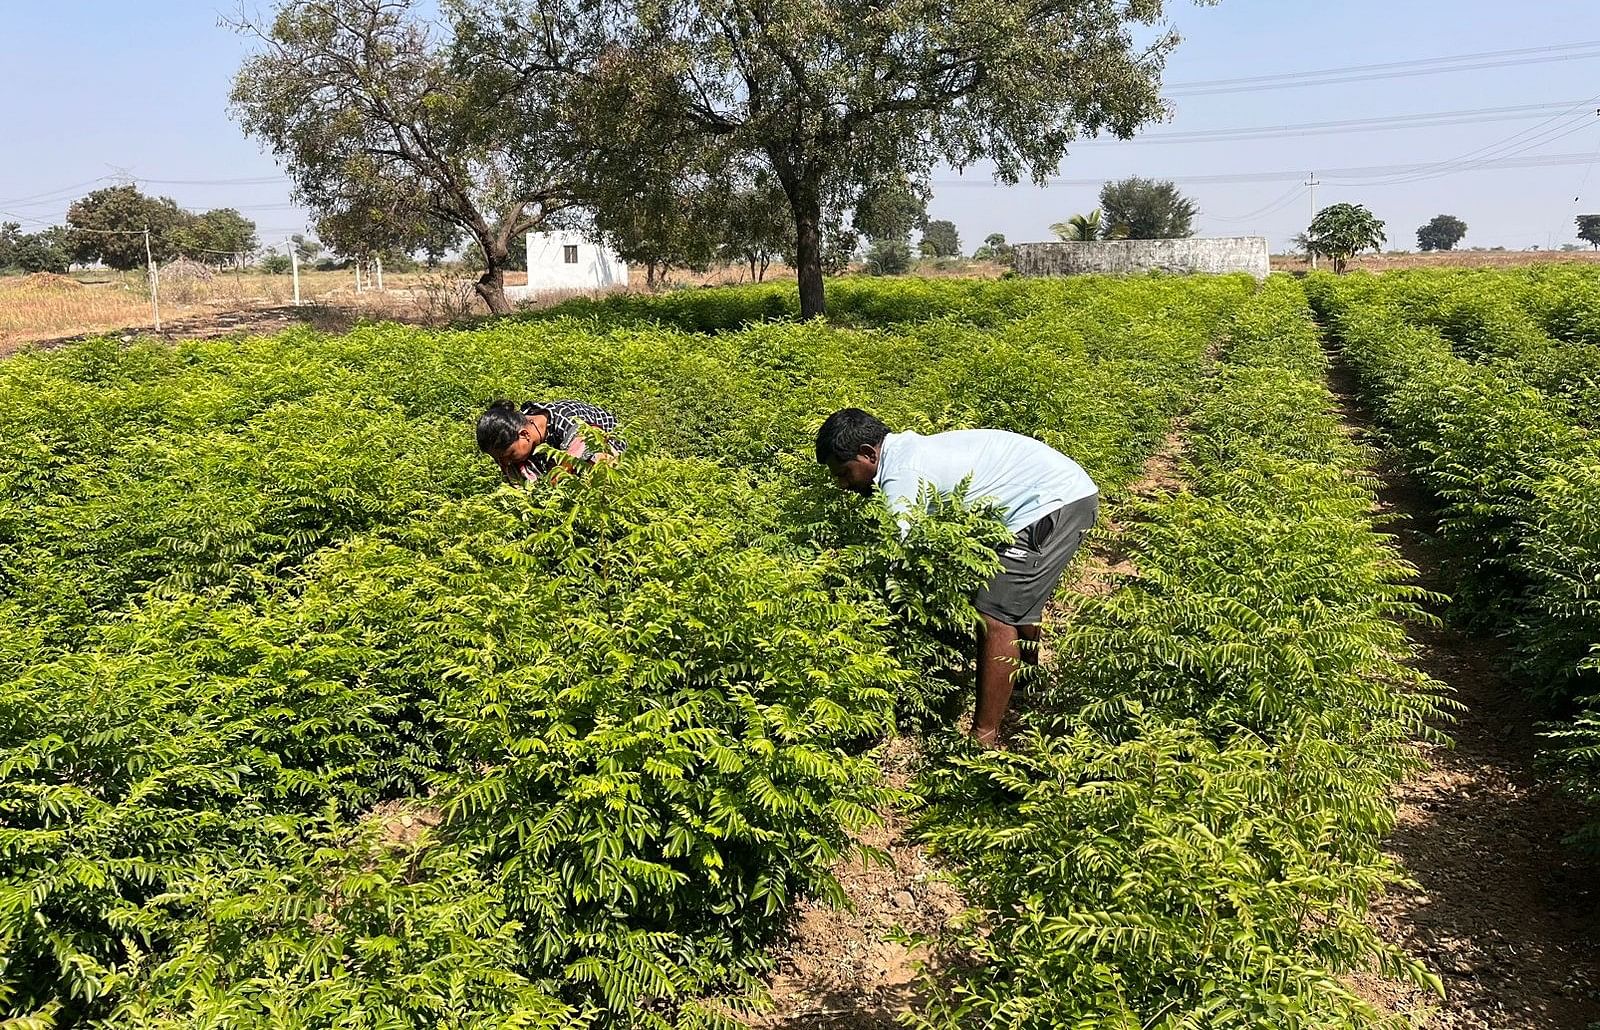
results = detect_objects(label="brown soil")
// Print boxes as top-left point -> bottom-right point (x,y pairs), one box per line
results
1325,355 -> 1600,1029
14,272 -> 84,291
752,736 -> 964,1028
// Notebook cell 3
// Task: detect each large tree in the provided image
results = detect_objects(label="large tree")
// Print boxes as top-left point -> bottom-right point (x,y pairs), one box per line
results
184,208 -> 260,266
230,0 -> 572,315
65,185 -> 189,269
1578,214 -> 1600,250
1098,176 -> 1195,239
1416,214 -> 1467,252
1306,203 -> 1386,274
506,0 -> 1182,318
920,219 -> 961,258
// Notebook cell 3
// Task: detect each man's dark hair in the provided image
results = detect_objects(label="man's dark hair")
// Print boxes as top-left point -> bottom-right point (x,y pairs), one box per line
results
815,408 -> 890,464
476,400 -> 528,453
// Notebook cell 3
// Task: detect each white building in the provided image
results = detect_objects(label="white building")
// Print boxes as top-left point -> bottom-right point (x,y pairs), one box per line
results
503,231 -> 628,301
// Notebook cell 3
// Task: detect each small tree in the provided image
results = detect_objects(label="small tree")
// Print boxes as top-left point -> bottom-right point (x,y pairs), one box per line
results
1416,214 -> 1467,252
973,232 -> 1014,266
13,230 -> 71,274
1051,210 -> 1115,242
1098,177 -> 1195,239
290,234 -> 322,263
1306,203 -> 1386,274
919,219 -> 961,258
1578,215 -> 1600,250
259,252 -> 293,274
0,222 -> 21,271
720,182 -> 793,282
865,238 -> 912,275
231,0 -> 571,316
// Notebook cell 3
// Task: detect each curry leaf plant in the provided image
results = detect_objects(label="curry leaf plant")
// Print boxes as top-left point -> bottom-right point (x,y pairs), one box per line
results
1308,267 -> 1600,849
0,274 -> 1243,1025
911,277 -> 1450,1028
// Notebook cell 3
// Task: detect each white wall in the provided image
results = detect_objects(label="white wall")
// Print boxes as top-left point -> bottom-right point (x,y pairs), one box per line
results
511,231 -> 629,296
1013,238 -> 1271,280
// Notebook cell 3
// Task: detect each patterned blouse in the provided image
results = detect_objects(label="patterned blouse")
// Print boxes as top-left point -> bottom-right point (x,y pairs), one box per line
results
515,399 -> 626,480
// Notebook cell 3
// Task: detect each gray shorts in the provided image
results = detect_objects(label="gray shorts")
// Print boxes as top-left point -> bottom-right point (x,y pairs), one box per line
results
974,494 -> 1099,626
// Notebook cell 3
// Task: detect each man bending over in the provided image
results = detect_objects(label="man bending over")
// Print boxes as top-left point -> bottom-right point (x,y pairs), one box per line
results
815,408 -> 1098,745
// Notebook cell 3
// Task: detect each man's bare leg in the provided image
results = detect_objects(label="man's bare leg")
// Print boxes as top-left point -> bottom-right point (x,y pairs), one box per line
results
973,614 -> 1021,746
1019,623 -> 1041,667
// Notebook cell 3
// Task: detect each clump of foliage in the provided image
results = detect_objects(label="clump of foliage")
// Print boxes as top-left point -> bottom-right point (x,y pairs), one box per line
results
0,273 -> 1251,1024
1309,267 -> 1600,848
1305,203 -> 1387,273
910,276 -> 1449,1027
1098,176 -> 1197,239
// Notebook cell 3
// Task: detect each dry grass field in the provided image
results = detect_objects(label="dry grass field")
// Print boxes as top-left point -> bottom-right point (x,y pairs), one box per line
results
10,250 -> 1594,353
1271,249 -> 1600,272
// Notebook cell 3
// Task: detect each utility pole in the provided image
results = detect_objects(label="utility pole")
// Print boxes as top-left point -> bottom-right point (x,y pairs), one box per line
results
1305,172 -> 1321,270
288,237 -> 301,306
144,227 -> 162,330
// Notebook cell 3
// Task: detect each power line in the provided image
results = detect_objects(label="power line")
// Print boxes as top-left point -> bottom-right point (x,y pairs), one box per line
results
1169,40 -> 1600,90
1167,42 -> 1600,97
1331,104 -> 1600,186
930,151 -> 1600,189
1204,185 -> 1305,223
1089,101 -> 1590,147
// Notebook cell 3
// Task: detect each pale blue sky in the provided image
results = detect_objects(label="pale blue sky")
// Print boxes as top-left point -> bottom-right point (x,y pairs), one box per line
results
3,1 -> 1599,253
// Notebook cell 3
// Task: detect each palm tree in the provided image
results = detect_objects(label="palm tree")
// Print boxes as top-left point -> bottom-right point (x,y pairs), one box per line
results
1051,210 -> 1105,242
1049,209 -> 1129,242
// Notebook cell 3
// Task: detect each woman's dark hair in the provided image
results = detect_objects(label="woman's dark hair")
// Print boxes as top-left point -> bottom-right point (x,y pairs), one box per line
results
476,400 -> 529,453
814,408 -> 890,464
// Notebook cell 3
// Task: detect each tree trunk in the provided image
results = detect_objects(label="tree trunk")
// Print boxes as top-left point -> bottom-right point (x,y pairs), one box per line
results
475,265 -> 511,316
791,186 -> 826,319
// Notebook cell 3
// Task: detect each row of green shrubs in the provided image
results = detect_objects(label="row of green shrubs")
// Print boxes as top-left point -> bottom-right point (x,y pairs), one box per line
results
1324,266 -> 1600,429
1307,270 -> 1600,846
909,277 -> 1448,1027
0,276 -> 1251,1025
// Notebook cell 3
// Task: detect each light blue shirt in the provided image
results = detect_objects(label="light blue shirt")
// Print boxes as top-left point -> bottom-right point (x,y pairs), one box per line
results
875,429 -> 1099,534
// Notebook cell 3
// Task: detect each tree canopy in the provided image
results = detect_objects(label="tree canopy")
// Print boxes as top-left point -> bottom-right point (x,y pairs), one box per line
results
1098,177 -> 1195,239
919,220 -> 961,258
231,0 -> 572,315
1416,214 -> 1467,252
1579,214 -> 1600,250
1306,203 -> 1386,274
65,185 -> 187,269
1051,210 -> 1120,242
501,0 -> 1183,317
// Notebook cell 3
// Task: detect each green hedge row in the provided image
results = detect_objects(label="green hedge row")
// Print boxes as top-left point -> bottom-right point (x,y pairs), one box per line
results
0,276 -> 1249,1026
910,277 -> 1447,1027
1308,271 -> 1600,846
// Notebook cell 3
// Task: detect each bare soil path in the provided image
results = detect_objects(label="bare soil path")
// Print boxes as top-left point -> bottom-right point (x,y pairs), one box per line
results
1325,355 -> 1600,1029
